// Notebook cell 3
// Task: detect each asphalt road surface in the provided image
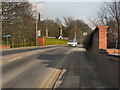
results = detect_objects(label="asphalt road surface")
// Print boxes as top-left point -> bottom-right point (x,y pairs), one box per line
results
2,45 -> 59,56
2,45 -> 108,89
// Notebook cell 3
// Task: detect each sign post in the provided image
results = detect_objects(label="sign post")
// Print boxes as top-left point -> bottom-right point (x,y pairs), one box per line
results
37,30 -> 41,37
7,35 -> 10,48
3,35 -> 11,48
37,30 -> 41,46
83,32 -> 87,36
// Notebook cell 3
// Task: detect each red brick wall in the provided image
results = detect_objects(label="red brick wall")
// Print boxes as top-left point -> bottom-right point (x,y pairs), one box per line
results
0,46 -> 10,49
89,26 -> 108,51
107,49 -> 120,55
98,26 -> 108,50
38,37 -> 45,46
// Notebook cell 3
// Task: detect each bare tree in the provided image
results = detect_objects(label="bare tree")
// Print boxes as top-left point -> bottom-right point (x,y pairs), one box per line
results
2,1 -> 36,47
64,17 -> 92,43
98,2 -> 120,48
55,18 -> 62,26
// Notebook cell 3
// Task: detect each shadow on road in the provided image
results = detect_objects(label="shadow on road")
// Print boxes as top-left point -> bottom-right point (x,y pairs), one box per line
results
36,47 -> 109,89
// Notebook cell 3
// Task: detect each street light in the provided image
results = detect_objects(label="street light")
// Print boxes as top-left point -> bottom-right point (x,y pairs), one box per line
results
35,1 -> 45,46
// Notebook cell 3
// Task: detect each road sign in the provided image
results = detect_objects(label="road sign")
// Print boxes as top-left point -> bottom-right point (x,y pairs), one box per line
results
7,35 -> 11,37
37,30 -> 41,37
83,32 -> 87,36
3,36 -> 7,37
3,35 -> 11,48
73,38 -> 76,41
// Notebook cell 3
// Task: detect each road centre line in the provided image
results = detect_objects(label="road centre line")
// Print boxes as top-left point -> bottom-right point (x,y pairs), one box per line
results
3,47 -> 60,64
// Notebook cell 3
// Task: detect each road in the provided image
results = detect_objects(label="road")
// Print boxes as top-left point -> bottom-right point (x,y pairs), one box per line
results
2,45 -> 59,56
2,45 -> 108,89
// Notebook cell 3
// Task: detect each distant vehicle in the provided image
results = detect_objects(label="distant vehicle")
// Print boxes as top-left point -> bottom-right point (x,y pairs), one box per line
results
67,40 -> 77,47
77,41 -> 80,44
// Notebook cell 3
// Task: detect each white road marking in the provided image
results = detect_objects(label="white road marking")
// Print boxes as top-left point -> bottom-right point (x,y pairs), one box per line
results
8,57 -> 22,62
0,57 -> 2,59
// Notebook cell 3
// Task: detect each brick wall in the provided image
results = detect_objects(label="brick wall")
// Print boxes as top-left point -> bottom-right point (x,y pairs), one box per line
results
91,28 -> 99,51
107,49 -> 120,55
38,37 -> 45,46
0,45 -> 10,49
86,26 -> 120,88
98,26 -> 108,49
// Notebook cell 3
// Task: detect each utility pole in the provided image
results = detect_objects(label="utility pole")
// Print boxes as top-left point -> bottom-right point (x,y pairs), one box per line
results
118,1 -> 120,48
35,5 -> 38,46
35,1 -> 45,46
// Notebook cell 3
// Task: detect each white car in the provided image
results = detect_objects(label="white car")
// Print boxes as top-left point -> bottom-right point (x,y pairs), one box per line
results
67,40 -> 77,47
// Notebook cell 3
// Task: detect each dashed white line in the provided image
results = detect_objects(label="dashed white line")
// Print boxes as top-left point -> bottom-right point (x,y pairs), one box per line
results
8,57 -> 22,62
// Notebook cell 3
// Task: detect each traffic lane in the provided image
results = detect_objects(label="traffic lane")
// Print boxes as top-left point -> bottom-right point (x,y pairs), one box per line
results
2,46 -> 61,64
3,46 -> 69,76
2,46 -> 72,88
3,46 -> 69,87
2,45 -> 60,56
2,47 -> 62,73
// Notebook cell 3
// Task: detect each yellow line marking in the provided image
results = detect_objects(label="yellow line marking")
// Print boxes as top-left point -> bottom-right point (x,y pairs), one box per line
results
42,52 -> 68,88
39,48 -> 75,88
39,57 -> 63,88
46,66 -> 62,88
46,56 -> 67,88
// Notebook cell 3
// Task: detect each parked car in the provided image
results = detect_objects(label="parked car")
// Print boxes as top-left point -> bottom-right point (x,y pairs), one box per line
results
67,40 -> 77,47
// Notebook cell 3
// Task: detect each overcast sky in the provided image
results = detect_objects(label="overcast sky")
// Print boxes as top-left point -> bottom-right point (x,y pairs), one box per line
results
30,1 -> 103,28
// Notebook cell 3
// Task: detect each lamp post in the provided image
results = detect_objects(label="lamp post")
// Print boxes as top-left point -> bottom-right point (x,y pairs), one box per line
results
35,1 -> 44,46
74,25 -> 77,41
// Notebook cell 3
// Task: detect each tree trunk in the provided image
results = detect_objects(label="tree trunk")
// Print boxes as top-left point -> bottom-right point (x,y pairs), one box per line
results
11,36 -> 14,48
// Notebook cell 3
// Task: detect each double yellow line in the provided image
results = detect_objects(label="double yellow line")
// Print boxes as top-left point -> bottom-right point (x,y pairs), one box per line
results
39,52 -> 69,88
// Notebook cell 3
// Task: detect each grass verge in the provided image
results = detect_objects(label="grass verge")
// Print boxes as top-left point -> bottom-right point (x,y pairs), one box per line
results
45,38 -> 68,45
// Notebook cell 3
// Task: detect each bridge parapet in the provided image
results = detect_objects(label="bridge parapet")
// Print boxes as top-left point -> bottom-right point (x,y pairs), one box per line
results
84,26 -> 120,88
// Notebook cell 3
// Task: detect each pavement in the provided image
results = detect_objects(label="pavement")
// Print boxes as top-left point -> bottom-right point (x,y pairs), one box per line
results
2,45 -> 108,89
